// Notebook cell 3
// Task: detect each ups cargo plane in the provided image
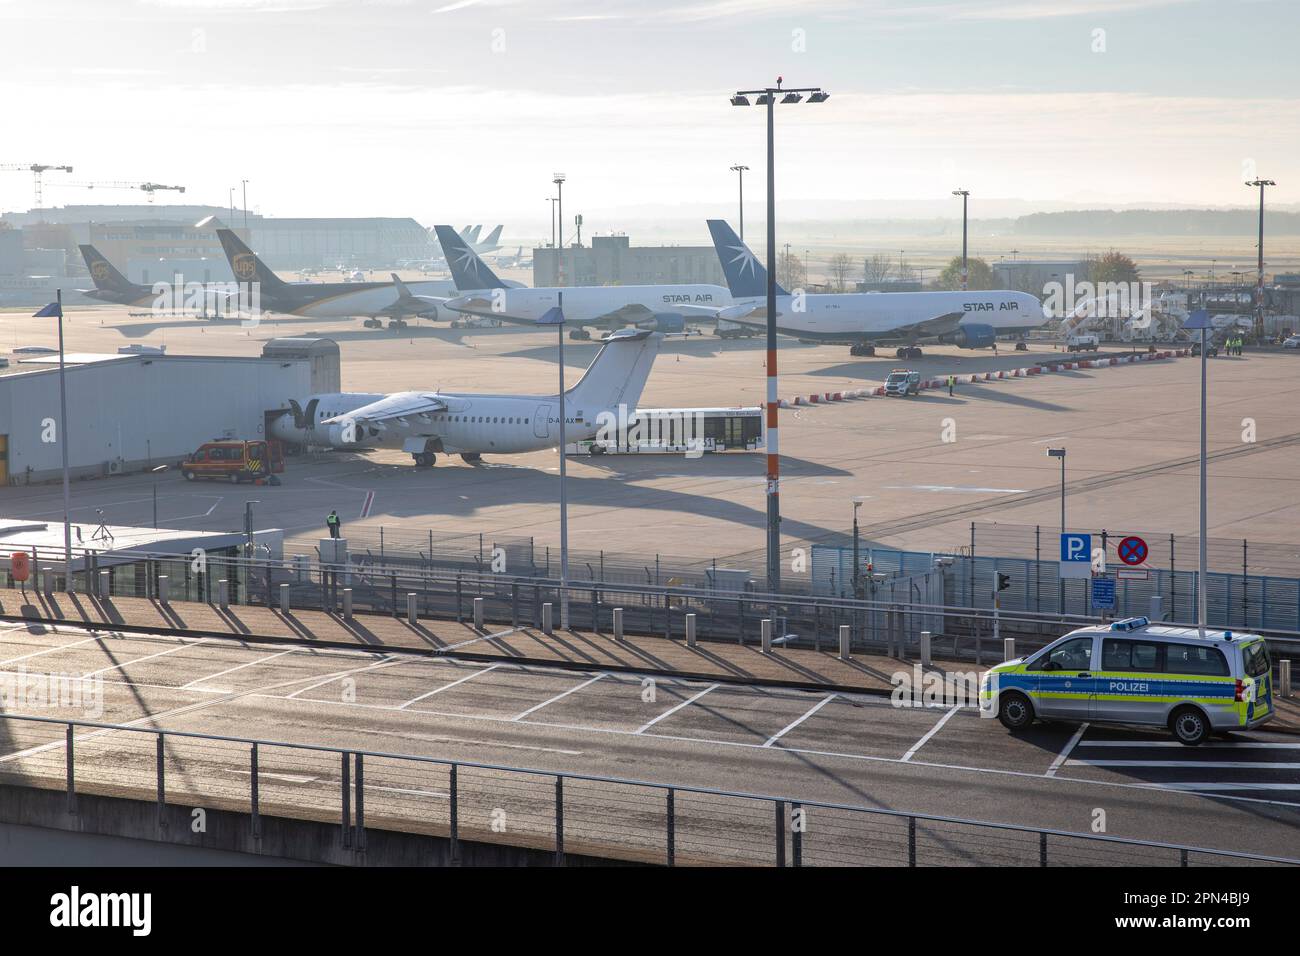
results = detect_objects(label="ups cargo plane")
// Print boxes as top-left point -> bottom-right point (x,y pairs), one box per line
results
213,226 -> 455,320
76,244 -> 162,307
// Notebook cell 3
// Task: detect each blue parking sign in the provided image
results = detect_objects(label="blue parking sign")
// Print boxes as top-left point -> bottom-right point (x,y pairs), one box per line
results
1091,576 -> 1116,610
1060,533 -> 1091,562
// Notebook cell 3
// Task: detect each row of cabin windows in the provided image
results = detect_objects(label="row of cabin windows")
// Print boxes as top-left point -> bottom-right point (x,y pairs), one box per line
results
327,414 -> 531,425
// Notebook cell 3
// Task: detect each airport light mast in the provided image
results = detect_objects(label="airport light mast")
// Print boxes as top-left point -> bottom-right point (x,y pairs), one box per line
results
553,173 -> 566,286
730,77 -> 829,594
1245,178 -> 1275,341
952,189 -> 970,291
730,164 -> 749,241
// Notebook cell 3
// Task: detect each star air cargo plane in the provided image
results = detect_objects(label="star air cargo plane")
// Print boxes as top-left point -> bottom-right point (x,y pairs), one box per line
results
213,226 -> 456,322
268,327 -> 662,468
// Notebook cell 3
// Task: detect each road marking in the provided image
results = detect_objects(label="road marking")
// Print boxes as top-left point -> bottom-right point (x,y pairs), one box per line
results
397,663 -> 501,709
284,657 -> 407,699
1073,740 -> 1300,748
510,673 -> 607,721
181,648 -> 299,689
763,694 -> 837,748
1066,759 -> 1300,770
635,683 -> 718,734
439,626 -> 519,652
0,636 -> 102,665
1047,722 -> 1090,777
82,638 -> 208,677
228,769 -> 316,785
1127,782 -> 1300,792
359,490 -> 375,519
901,704 -> 962,761
369,785 -> 449,799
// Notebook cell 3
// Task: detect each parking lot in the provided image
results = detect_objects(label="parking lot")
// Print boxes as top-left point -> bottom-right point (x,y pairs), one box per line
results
0,620 -> 1295,862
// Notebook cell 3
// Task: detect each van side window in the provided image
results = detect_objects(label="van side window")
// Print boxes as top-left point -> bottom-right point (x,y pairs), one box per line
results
1102,639 -> 1163,672
1029,635 -> 1094,671
1165,643 -> 1229,676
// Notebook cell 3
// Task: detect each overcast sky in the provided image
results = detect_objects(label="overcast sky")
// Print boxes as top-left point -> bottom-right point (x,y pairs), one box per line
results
1,0 -> 1294,236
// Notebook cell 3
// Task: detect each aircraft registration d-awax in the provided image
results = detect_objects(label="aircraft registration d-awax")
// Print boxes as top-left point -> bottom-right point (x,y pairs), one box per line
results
212,225 -> 455,322
706,220 -> 1046,358
268,327 -> 661,468
436,225 -> 729,339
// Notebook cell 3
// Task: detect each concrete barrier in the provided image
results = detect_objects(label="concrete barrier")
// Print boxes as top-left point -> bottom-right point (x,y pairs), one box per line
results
343,588 -> 353,619
407,592 -> 417,625
279,583 -> 290,613
613,607 -> 624,642
1004,638 -> 1016,661
838,624 -> 850,660
218,579 -> 229,609
920,630 -> 932,667
686,613 -> 697,647
158,575 -> 169,604
761,618 -> 772,654
473,597 -> 484,630
542,602 -> 553,636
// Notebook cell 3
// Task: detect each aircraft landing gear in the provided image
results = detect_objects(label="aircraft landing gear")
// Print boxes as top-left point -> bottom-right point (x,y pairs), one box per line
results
568,328 -> 592,341
389,318 -> 408,331
849,344 -> 876,357
896,346 -> 923,359
363,318 -> 383,329
460,452 -> 482,464
413,451 -> 436,468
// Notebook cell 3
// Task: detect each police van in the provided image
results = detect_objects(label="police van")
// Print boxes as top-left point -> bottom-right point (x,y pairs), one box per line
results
980,618 -> 1274,745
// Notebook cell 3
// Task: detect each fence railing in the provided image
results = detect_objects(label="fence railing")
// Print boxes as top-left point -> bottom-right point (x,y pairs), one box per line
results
0,711 -> 1291,868
7,545 -> 1300,671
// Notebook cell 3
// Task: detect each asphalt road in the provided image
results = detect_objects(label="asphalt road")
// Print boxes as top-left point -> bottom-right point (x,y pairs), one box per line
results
0,621 -> 1296,865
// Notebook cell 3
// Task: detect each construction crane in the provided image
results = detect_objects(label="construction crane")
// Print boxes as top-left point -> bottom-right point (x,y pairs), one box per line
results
0,163 -> 74,207
50,181 -> 186,202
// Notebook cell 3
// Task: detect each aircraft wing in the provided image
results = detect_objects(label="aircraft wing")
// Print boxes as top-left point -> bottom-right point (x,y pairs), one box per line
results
890,311 -> 966,339
320,392 -> 446,429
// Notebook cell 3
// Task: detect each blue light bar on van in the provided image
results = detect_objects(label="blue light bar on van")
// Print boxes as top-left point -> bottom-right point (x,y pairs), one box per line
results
1110,617 -> 1149,632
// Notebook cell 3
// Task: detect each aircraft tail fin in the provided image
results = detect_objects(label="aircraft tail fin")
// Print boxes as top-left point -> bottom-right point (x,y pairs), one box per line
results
480,224 -> 503,249
216,229 -> 290,293
466,225 -> 482,244
434,224 -> 506,291
78,245 -> 134,291
390,272 -> 413,298
566,328 -> 662,414
706,219 -> 788,298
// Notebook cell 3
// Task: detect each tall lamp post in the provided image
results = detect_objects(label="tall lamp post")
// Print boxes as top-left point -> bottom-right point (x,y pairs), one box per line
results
151,464 -> 169,529
851,497 -> 865,599
241,178 -> 249,231
730,77 -> 829,593
539,293 -> 570,628
952,189 -> 970,290
1245,178 -> 1275,342
33,293 -> 72,585
1047,447 -> 1066,614
1184,309 -> 1214,636
553,173 -> 566,286
730,164 -> 749,241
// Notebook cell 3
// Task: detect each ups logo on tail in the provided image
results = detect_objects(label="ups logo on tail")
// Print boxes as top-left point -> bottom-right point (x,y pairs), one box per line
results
232,253 -> 257,281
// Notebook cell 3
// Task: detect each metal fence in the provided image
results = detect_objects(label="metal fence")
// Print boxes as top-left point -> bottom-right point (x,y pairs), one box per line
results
0,712 -> 1291,868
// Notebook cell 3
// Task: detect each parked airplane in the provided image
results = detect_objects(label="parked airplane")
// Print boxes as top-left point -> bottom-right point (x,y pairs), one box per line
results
706,220 -> 1045,357
268,327 -> 662,467
436,225 -> 726,339
76,245 -> 160,307
212,227 -> 455,322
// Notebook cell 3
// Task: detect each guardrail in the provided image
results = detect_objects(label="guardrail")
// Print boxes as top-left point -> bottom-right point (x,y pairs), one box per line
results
0,712 -> 1292,868
7,544 -> 1300,669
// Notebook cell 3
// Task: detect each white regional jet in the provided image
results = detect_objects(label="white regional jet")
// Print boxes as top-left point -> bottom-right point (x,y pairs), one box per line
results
436,225 -> 728,340
268,328 -> 661,468
706,220 -> 1046,358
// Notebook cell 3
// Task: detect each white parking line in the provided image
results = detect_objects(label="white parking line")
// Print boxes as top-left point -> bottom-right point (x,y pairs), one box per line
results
902,704 -> 961,761
82,638 -> 208,678
635,683 -> 718,735
0,636 -> 101,665
763,694 -> 836,748
510,673 -> 607,722
1067,759 -> 1300,770
397,663 -> 501,709
1074,740 -> 1300,748
181,648 -> 299,689
1130,782 -> 1300,792
369,785 -> 448,799
283,657 -> 405,699
1047,722 -> 1090,777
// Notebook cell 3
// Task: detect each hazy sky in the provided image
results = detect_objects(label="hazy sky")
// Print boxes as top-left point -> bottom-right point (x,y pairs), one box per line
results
1,0 -> 1295,236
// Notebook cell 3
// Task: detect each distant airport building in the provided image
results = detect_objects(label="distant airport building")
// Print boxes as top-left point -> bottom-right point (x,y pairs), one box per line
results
993,259 -> 1087,294
0,339 -> 339,484
533,235 -> 725,287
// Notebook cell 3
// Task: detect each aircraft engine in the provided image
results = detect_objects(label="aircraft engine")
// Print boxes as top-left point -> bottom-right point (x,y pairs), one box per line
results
948,322 -> 997,349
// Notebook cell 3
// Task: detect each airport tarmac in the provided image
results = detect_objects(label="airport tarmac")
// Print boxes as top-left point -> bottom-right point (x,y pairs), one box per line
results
2,306 -> 1300,567
0,621 -> 1295,863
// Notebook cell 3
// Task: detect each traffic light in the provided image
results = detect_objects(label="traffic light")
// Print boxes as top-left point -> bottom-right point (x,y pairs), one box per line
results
996,572 -> 1011,592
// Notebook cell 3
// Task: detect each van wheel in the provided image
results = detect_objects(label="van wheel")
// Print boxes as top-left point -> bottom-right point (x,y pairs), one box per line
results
184,472 -> 195,482
1170,706 -> 1209,746
997,692 -> 1034,731
229,473 -> 240,484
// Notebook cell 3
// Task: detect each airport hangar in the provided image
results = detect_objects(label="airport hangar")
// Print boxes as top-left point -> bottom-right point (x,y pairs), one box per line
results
0,338 -> 339,485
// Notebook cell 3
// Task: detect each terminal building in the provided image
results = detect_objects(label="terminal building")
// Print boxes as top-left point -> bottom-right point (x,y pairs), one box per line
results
533,235 -> 726,287
0,338 -> 339,484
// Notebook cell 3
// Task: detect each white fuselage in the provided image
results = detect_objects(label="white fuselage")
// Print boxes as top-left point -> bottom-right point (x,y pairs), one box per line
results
447,284 -> 730,324
269,390 -> 596,454
728,290 -> 1046,340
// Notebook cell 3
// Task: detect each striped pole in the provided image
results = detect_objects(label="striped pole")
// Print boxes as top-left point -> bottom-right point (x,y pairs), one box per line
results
764,88 -> 781,593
